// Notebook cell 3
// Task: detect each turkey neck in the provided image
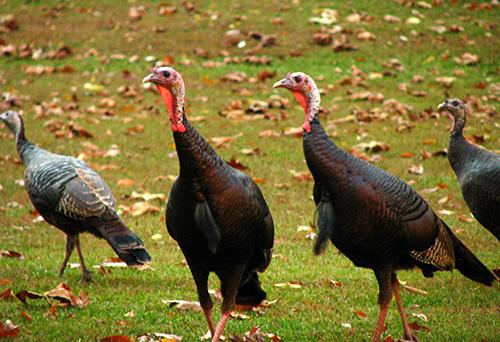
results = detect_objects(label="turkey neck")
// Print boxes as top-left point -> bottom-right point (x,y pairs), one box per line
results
173,119 -> 227,181
303,118 -> 351,190
447,111 -> 472,178
9,116 -> 36,164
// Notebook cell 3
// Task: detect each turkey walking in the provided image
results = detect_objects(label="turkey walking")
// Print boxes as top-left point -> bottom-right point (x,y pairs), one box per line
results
273,73 -> 496,342
0,111 -> 151,282
143,67 -> 274,341
438,98 -> 500,240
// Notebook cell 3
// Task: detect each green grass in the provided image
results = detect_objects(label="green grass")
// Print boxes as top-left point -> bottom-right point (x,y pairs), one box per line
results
0,0 -> 498,341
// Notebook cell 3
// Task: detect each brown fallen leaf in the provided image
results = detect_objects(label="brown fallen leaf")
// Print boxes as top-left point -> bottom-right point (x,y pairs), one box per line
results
400,152 -> 414,158
130,191 -> 166,202
227,158 -> 248,171
0,250 -> 24,260
290,170 -> 313,182
409,321 -> 431,332
20,311 -> 32,322
137,333 -> 183,342
162,299 -> 202,312
15,290 -> 44,303
117,179 -> 135,187
353,310 -> 368,319
0,320 -> 19,338
328,279 -> 343,287
283,126 -> 303,137
353,141 -> 390,153
0,288 -> 15,301
408,164 -> 424,175
128,202 -> 160,217
273,281 -> 303,289
259,129 -> 280,138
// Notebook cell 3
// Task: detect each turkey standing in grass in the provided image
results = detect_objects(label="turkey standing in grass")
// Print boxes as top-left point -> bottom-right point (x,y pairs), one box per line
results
0,111 -> 151,282
143,67 -> 274,342
438,98 -> 500,240
273,73 -> 496,342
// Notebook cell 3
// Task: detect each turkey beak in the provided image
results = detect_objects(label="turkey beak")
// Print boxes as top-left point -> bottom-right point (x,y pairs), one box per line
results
273,77 -> 292,89
142,72 -> 159,85
437,101 -> 447,111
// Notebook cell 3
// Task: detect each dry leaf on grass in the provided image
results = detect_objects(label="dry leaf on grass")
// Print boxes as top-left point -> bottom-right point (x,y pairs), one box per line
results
0,250 -> 24,259
408,164 -> 424,175
130,191 -> 166,202
0,288 -> 15,301
273,281 -> 303,289
289,170 -> 313,182
0,320 -> 19,338
162,299 -> 202,312
353,141 -> 390,153
16,283 -> 89,308
137,333 -> 183,342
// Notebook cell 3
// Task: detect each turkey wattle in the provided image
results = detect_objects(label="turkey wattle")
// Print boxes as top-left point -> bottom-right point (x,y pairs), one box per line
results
274,73 -> 496,342
143,67 -> 274,342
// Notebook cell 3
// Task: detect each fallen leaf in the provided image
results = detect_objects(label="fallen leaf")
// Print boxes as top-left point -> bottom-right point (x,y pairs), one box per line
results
454,53 -> 479,65
353,141 -> 390,153
0,288 -> 15,301
130,191 -> 166,202
328,279 -> 343,287
353,310 -> 368,319
411,312 -> 429,322
128,202 -> 160,216
117,179 -> 135,187
408,164 -> 424,175
283,126 -> 303,137
0,320 -> 19,338
162,299 -> 202,312
273,281 -> 302,289
20,311 -> 32,322
290,170 -> 313,182
15,290 -> 44,303
0,250 -> 24,260
226,158 -> 248,170
137,333 -> 183,342
408,322 -> 431,332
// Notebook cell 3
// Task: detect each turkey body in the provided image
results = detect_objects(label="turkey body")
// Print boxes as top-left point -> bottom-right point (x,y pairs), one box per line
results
167,121 -> 274,298
0,111 -> 151,282
448,134 -> 500,240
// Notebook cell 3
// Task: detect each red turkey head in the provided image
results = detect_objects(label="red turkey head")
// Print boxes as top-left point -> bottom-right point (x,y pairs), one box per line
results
143,66 -> 186,133
273,72 -> 320,133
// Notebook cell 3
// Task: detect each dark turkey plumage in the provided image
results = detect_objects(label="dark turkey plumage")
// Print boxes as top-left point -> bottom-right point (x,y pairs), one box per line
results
0,111 -> 151,282
143,67 -> 274,342
439,98 -> 500,240
274,73 -> 495,342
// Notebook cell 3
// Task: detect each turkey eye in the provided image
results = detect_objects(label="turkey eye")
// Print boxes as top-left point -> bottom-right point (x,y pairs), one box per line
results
294,75 -> 302,83
452,100 -> 459,106
162,70 -> 171,78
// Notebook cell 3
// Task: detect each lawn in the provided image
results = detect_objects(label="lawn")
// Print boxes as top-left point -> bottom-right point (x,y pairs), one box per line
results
0,1 -> 498,341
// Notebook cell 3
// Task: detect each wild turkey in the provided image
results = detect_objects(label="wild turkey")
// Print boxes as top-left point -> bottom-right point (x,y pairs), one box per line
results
143,67 -> 274,341
274,73 -> 496,342
438,98 -> 500,240
0,111 -> 151,282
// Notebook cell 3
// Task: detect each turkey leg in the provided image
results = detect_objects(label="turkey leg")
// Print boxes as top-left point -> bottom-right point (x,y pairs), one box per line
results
392,276 -> 419,342
75,235 -> 92,282
58,235 -> 76,276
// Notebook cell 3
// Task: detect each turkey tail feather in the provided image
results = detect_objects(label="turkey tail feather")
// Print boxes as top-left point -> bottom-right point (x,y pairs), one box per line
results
314,200 -> 335,255
97,217 -> 152,266
448,227 -> 496,286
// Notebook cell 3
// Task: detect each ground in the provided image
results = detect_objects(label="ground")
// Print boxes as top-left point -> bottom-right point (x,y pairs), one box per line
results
0,1 -> 498,341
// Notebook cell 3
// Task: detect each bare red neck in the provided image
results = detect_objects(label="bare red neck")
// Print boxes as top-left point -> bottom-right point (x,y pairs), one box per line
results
157,85 -> 186,133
